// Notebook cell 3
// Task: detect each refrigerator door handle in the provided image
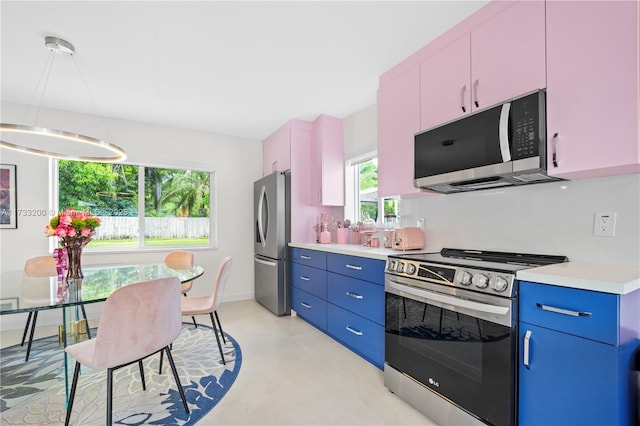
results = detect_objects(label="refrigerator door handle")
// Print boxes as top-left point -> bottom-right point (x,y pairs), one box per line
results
255,257 -> 277,267
257,185 -> 267,247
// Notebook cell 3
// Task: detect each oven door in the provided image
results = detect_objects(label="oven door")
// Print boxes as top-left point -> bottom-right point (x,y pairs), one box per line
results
385,275 -> 517,426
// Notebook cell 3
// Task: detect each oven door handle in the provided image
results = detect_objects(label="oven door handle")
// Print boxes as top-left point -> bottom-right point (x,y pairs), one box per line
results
387,281 -> 509,317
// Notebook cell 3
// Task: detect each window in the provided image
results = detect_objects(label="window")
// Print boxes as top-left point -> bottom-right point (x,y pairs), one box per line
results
345,153 -> 400,225
56,160 -> 213,249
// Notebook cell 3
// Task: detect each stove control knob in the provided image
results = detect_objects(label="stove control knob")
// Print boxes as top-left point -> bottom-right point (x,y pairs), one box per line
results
405,263 -> 417,275
396,262 -> 405,273
457,270 -> 473,286
387,260 -> 396,271
472,273 -> 489,289
490,276 -> 509,292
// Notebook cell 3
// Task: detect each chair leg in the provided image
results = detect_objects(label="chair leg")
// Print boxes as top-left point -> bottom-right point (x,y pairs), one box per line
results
210,312 -> 226,365
158,350 -> 164,375
64,361 -> 81,426
21,311 -> 33,346
164,346 -> 190,415
183,293 -> 198,328
214,311 -> 226,344
138,360 -> 146,391
80,305 -> 92,339
25,310 -> 38,362
107,368 -> 114,426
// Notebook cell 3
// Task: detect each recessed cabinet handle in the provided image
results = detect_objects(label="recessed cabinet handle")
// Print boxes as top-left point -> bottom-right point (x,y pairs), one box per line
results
346,292 -> 364,300
523,330 -> 532,369
536,303 -> 592,317
300,276 -> 310,281
552,133 -> 559,167
300,302 -> 312,309
460,85 -> 467,113
346,264 -> 362,271
272,161 -> 278,173
346,326 -> 363,336
300,255 -> 312,260
473,79 -> 480,108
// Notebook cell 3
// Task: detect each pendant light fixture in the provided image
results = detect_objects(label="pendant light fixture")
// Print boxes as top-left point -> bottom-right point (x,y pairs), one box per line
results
0,36 -> 126,162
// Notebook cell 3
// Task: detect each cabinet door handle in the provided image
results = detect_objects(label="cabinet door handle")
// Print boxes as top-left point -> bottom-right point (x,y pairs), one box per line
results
300,255 -> 312,260
536,303 -> 592,317
523,330 -> 532,369
460,85 -> 467,113
473,79 -> 480,108
300,276 -> 310,281
552,133 -> 559,167
346,292 -> 364,300
346,326 -> 363,336
300,302 -> 312,309
346,264 -> 362,271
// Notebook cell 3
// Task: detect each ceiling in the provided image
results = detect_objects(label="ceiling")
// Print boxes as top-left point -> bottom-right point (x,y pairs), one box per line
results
1,1 -> 488,141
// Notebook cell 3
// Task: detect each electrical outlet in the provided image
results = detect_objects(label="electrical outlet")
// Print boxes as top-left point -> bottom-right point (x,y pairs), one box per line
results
594,212 -> 617,237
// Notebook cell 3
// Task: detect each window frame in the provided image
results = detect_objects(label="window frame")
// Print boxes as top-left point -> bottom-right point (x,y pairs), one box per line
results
345,151 -> 385,226
50,158 -> 217,253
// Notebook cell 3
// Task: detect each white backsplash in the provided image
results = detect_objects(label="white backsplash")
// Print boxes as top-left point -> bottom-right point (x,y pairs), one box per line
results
399,174 -> 640,265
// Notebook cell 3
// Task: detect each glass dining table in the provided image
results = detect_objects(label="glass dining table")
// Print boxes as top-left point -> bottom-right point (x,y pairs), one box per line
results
0,262 -> 204,404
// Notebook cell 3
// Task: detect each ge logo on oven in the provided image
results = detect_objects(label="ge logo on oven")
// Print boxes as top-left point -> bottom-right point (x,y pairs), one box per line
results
428,378 -> 440,388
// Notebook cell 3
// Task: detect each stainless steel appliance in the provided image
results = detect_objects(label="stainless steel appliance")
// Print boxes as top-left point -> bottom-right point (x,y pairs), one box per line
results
384,248 -> 567,426
254,172 -> 290,315
414,90 -> 563,193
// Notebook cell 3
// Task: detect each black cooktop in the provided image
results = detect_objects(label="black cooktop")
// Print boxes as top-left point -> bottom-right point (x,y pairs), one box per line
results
389,248 -> 568,273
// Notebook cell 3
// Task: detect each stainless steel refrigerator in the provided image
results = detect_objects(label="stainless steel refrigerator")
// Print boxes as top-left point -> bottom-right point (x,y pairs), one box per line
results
254,172 -> 290,315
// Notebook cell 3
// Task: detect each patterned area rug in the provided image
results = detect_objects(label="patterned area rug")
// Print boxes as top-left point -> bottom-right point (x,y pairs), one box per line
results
0,323 -> 242,425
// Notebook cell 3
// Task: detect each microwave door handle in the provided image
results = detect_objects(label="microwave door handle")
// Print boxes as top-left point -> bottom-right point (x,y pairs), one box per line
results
499,103 -> 512,162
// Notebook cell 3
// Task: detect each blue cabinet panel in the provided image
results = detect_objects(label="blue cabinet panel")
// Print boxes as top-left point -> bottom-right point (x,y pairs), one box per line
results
291,287 -> 327,330
326,253 -> 385,284
327,303 -> 384,369
326,272 -> 385,325
290,247 -> 327,269
290,262 -> 327,299
520,281 -> 619,345
518,323 -> 621,426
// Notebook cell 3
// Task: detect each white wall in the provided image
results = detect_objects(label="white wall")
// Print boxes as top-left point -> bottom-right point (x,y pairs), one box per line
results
343,104 -> 640,266
0,102 -> 263,330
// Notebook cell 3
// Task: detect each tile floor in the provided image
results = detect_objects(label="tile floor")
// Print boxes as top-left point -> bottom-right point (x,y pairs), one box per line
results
1,299 -> 436,425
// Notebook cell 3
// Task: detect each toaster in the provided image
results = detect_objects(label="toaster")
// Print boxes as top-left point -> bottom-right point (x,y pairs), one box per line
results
392,227 -> 425,251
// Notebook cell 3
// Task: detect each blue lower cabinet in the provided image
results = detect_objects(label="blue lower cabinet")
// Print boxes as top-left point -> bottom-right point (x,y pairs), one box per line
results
326,272 -> 384,325
290,262 -> 327,299
327,303 -> 384,369
291,287 -> 327,331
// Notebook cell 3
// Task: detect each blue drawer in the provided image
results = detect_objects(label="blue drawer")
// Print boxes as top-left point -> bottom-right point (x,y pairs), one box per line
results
327,304 -> 384,369
290,247 -> 326,269
326,253 -> 385,284
519,281 -> 619,345
291,262 -> 327,299
291,287 -> 327,331
327,272 -> 384,325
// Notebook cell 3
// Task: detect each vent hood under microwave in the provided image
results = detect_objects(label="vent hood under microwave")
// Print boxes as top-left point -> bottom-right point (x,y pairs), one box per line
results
414,90 -> 562,194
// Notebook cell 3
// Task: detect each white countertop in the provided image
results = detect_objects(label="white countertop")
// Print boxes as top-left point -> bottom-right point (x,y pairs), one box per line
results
290,242 -> 640,295
516,262 -> 640,295
289,242 -> 408,261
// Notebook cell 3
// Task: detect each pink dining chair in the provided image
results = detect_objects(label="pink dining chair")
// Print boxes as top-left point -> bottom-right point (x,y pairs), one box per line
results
22,255 -> 92,362
64,277 -> 189,426
164,250 -> 197,327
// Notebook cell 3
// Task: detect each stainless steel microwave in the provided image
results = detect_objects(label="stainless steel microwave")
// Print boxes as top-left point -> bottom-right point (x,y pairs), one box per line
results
414,90 -> 562,193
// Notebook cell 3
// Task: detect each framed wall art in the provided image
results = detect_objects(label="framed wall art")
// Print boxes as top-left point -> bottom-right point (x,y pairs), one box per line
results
0,164 -> 17,228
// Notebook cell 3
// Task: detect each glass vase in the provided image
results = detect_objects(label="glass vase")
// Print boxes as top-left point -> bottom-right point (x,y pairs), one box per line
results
66,242 -> 84,279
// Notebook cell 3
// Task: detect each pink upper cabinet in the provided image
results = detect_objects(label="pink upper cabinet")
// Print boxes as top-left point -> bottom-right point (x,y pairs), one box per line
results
420,0 -> 545,130
546,0 -> 639,179
420,35 -> 471,130
310,115 -> 344,206
470,0 -> 546,110
378,65 -> 422,198
262,124 -> 291,176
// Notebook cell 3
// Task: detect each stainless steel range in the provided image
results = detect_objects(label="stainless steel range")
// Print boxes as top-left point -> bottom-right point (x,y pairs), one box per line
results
384,248 -> 567,426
